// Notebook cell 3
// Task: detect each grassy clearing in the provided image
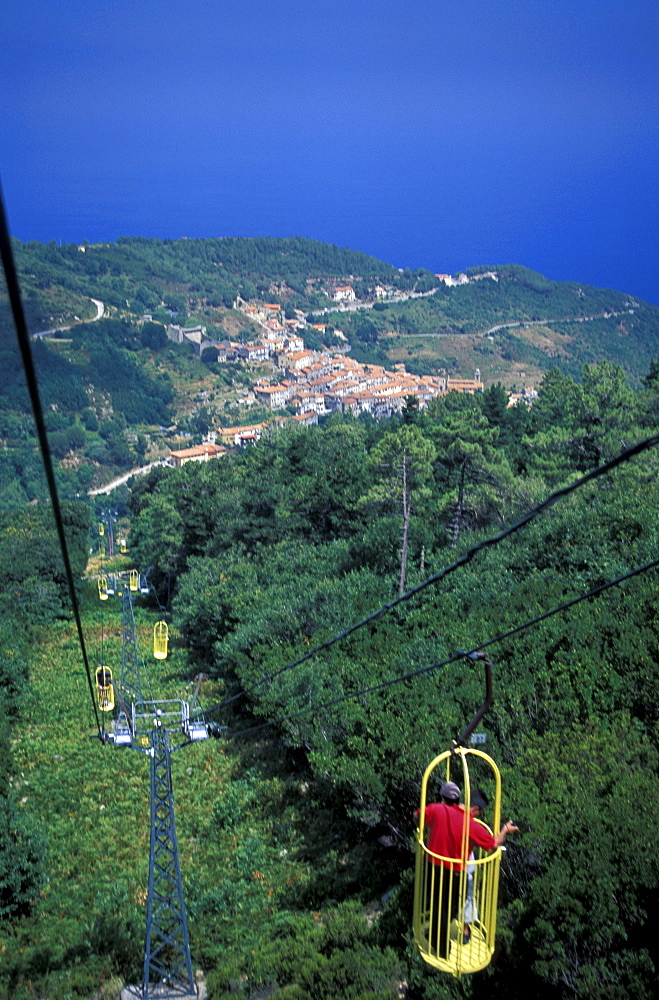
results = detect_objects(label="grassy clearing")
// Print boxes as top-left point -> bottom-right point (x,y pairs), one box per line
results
0,604 -> 325,1000
384,331 -> 547,387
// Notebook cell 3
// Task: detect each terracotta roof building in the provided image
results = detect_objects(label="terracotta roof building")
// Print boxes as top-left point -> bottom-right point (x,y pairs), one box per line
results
169,443 -> 226,467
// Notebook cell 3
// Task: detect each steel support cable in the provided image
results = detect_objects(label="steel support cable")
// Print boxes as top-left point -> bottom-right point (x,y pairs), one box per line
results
0,186 -> 102,736
204,432 -> 659,719
226,555 -> 659,740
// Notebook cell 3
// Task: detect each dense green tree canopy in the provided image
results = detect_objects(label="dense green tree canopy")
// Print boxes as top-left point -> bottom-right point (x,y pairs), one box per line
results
119,360 -> 659,997
2,353 -> 659,998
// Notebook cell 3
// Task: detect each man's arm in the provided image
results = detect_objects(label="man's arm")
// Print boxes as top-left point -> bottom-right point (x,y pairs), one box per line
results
493,820 -> 518,848
469,816 -> 518,851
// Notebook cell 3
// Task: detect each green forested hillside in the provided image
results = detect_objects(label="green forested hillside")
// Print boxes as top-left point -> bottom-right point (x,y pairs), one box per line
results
2,236 -> 659,998
2,237 -> 659,511
0,236 -> 442,504
5,236 -> 411,326
0,316 -> 176,506
3,360 -> 658,999
333,264 -> 659,386
4,239 -> 659,387
123,364 -> 659,999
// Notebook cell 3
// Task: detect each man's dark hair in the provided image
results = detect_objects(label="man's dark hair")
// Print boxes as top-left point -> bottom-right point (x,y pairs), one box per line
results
471,787 -> 490,813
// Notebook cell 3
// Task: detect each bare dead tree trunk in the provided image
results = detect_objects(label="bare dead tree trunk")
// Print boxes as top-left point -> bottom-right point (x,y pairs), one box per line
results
449,459 -> 466,547
399,454 -> 411,595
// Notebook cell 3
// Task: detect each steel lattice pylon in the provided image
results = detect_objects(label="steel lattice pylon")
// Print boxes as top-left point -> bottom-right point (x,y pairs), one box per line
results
103,579 -> 206,996
142,719 -> 195,999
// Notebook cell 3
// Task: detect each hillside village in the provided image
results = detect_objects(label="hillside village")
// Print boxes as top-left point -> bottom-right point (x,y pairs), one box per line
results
165,284 -> 537,465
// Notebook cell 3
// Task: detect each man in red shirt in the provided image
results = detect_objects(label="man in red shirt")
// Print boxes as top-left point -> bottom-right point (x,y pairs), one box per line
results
416,781 -> 517,957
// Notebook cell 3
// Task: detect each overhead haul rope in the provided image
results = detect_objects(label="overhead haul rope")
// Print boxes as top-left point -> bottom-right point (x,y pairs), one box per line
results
204,431 -> 659,719
227,555 -> 659,740
0,185 -> 102,736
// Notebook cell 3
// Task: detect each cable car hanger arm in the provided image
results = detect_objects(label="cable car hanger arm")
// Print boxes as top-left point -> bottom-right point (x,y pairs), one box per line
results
454,651 -> 493,748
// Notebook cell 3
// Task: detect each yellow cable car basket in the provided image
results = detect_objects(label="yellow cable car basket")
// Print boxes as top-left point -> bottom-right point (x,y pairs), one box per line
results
153,621 -> 169,660
95,665 -> 115,712
413,746 -> 502,978
98,575 -> 109,601
120,538 -> 127,553
129,569 -> 139,592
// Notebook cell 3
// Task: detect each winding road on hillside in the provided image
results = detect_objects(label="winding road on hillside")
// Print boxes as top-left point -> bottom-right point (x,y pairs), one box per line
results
395,309 -> 635,338
88,458 -> 169,496
32,297 -> 105,338
29,298 -> 165,498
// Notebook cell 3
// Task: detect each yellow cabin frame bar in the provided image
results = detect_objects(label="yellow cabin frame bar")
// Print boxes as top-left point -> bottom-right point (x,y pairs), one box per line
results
153,621 -> 169,660
413,746 -> 502,977
95,666 -> 115,712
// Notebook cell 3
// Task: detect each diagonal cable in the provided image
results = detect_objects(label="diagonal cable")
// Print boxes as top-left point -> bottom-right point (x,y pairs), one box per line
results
0,184 -> 102,735
204,431 -> 659,719
227,555 -> 659,740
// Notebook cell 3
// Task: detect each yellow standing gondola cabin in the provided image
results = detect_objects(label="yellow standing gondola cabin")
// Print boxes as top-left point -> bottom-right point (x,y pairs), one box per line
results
154,621 -> 169,660
95,665 -> 115,712
98,574 -> 109,601
413,653 -> 516,978
414,746 -> 502,977
129,569 -> 139,592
